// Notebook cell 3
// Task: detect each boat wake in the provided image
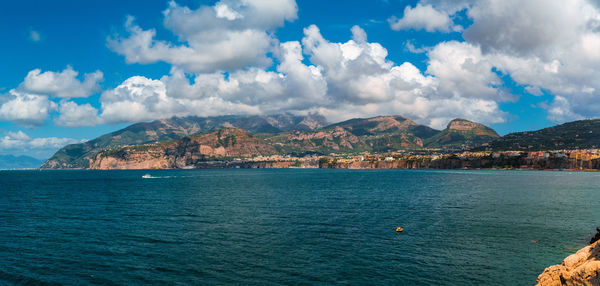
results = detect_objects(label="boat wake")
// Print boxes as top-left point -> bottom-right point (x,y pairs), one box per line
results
141,174 -> 171,179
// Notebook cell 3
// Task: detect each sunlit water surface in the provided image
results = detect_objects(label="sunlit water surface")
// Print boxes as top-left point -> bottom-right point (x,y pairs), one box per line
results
1,169 -> 599,285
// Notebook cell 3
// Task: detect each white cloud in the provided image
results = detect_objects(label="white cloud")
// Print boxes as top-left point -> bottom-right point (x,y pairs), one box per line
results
0,90 -> 57,127
214,3 -> 243,20
100,76 -> 174,123
426,41 -> 509,101
546,96 -> 585,123
99,75 -> 261,124
29,30 -> 41,42
418,0 -> 474,14
525,86 -> 543,96
462,0 -> 600,122
405,40 -> 429,54
393,0 -> 600,124
300,26 -> 504,127
99,25 -> 506,129
389,4 -> 462,33
0,67 -> 105,128
21,66 -> 103,98
54,101 -> 100,127
0,130 -> 83,159
108,0 -> 298,73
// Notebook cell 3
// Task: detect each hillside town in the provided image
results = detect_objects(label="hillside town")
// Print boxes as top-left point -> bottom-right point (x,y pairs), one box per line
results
194,149 -> 600,171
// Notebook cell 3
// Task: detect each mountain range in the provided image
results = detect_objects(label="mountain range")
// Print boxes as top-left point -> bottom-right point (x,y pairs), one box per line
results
42,114 -> 499,169
41,113 -> 328,169
476,119 -> 600,151
40,113 -> 600,170
0,155 -> 44,169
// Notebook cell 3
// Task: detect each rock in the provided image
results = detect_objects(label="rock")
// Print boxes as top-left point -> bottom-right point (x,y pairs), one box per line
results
536,240 -> 600,286
590,227 -> 600,245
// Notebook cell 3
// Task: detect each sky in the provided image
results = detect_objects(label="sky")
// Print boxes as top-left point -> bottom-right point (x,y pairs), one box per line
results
2,0 -> 600,159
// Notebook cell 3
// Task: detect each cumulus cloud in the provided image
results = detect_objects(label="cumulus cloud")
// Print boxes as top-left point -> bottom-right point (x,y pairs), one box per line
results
300,25 -> 504,127
425,41 -> 509,101
108,0 -> 298,73
393,0 -> 600,123
0,90 -> 57,127
462,0 -> 600,122
99,75 -> 261,123
0,66 -> 105,128
54,101 -> 100,127
0,130 -> 83,159
98,25 -> 506,129
21,66 -> 103,98
389,4 -> 462,33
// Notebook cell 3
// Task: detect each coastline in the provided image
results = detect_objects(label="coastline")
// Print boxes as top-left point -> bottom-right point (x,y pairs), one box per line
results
34,164 -> 600,171
49,148 -> 600,171
537,240 -> 600,285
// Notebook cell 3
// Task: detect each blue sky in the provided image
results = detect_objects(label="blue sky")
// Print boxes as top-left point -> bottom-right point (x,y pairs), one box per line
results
1,0 -> 599,158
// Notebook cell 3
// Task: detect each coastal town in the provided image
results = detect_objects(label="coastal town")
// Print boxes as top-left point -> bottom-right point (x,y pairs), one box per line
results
194,149 -> 600,171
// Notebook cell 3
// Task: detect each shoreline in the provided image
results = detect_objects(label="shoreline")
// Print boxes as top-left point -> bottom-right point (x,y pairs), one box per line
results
32,165 -> 600,171
537,237 -> 600,285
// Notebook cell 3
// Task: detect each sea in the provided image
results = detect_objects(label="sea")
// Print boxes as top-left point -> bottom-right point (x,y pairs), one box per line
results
1,169 -> 599,285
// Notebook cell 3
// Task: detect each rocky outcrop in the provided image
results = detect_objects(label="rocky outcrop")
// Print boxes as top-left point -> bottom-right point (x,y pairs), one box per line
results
448,119 -> 481,131
89,128 -> 276,170
42,114 -> 327,169
537,240 -> 600,286
591,228 -> 600,245
425,119 -> 500,149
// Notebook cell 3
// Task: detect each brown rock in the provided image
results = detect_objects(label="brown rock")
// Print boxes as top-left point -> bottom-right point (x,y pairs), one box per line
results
536,240 -> 600,286
590,227 -> 600,245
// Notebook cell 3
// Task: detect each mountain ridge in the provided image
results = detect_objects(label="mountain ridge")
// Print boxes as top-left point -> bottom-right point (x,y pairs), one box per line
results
0,155 -> 44,169
476,119 -> 600,151
425,118 -> 500,149
42,114 -> 501,169
41,113 -> 328,169
81,116 -> 500,170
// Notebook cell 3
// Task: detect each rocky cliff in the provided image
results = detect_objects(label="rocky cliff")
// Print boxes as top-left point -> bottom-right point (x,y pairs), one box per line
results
43,113 -> 327,169
89,128 -> 276,170
51,115 -> 501,169
537,240 -> 600,285
425,118 -> 500,149
265,116 -> 496,155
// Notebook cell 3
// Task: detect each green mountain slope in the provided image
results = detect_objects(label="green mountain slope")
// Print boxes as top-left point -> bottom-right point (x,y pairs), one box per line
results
41,114 -> 328,169
265,116 -> 441,154
479,119 -> 600,151
44,115 -> 501,169
425,119 -> 500,149
258,116 -> 496,155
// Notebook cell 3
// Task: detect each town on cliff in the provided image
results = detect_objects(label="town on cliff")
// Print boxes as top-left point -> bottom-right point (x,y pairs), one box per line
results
39,114 -> 600,171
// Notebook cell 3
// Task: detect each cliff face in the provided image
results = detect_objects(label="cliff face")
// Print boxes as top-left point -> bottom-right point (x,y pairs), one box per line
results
266,116 -> 447,154
89,128 -> 276,170
67,116 -> 504,170
42,114 -> 327,169
537,240 -> 600,286
425,119 -> 500,149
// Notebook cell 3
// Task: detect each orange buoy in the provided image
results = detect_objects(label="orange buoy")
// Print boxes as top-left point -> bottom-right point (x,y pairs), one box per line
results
396,227 -> 404,232
533,240 -> 537,243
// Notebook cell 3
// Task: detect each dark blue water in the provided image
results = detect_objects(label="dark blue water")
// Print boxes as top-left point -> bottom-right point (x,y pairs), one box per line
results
1,169 -> 599,285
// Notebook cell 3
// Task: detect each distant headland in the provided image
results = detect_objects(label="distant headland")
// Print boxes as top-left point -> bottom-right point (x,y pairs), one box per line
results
38,114 -> 600,171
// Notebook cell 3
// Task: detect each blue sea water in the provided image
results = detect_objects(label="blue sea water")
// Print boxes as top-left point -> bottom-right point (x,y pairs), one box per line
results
1,169 -> 599,285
